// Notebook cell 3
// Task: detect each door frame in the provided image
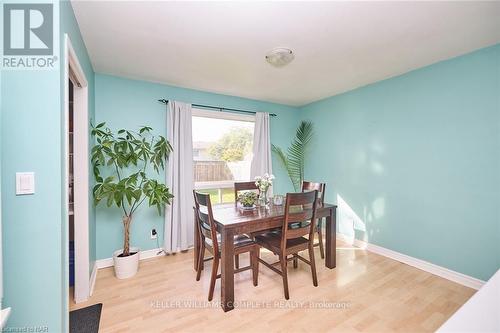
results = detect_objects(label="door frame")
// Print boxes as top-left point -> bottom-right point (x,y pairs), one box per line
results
64,34 -> 90,303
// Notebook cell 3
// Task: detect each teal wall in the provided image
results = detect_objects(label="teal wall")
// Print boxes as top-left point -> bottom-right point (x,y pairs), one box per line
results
1,1 -> 95,331
2,69 -> 62,331
300,44 -> 500,281
1,0 -> 63,330
94,74 -> 299,259
1,23 -> 63,333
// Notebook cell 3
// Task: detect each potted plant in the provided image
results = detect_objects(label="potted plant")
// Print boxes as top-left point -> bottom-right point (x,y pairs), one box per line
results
272,121 -> 314,192
91,123 -> 174,279
237,191 -> 259,209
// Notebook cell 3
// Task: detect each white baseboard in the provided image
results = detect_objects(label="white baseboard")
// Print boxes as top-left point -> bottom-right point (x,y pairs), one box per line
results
89,263 -> 98,296
95,257 -> 113,269
337,233 -> 485,290
95,248 -> 165,269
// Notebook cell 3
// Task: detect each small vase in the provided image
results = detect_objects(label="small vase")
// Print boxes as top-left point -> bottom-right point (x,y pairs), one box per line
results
259,189 -> 270,207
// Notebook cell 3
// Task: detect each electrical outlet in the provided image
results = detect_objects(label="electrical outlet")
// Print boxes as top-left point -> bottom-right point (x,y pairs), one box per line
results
150,228 -> 157,240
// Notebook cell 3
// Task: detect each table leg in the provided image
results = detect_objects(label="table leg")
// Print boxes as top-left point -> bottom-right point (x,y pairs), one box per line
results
325,207 -> 337,269
221,228 -> 235,312
193,209 -> 200,271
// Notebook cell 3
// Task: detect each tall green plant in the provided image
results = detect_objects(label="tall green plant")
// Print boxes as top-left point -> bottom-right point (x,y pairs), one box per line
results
272,121 -> 314,192
91,122 -> 174,257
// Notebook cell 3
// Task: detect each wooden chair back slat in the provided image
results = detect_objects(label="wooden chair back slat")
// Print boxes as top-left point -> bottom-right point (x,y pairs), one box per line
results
195,191 -> 211,206
287,190 -> 317,206
199,225 -> 213,240
286,209 -> 314,224
302,181 -> 326,204
193,191 -> 219,253
234,181 -> 259,204
282,191 -> 318,242
196,208 -> 210,225
286,224 -> 312,239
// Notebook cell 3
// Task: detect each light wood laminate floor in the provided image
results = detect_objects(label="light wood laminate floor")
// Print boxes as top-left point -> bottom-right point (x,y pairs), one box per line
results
70,240 -> 474,332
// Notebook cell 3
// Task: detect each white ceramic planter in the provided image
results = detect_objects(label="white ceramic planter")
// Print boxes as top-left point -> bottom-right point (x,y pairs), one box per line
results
113,247 -> 140,279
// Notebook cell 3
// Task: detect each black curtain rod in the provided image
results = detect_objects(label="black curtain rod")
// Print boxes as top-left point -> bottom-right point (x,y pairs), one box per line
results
158,99 -> 277,117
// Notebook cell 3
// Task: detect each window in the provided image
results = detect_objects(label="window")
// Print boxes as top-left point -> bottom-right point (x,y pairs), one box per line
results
192,109 -> 255,204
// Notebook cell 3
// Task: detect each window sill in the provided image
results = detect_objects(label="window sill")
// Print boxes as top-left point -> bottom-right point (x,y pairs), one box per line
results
194,180 -> 236,190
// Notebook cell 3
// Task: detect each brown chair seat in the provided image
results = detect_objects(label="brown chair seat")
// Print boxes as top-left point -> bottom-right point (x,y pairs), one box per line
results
205,234 -> 256,251
255,232 -> 309,255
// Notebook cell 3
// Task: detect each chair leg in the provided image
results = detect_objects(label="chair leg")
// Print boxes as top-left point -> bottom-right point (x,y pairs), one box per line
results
196,243 -> 205,281
235,254 -> 240,269
293,254 -> 298,269
208,255 -> 219,301
251,248 -> 259,287
279,254 -> 290,300
309,244 -> 318,287
317,219 -> 325,259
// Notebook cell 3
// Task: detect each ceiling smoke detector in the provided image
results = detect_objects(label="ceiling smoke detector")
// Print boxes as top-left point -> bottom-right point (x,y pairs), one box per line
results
265,48 -> 295,67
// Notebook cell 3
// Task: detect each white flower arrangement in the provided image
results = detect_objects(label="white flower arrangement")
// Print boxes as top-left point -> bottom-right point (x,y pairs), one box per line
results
255,173 -> 275,192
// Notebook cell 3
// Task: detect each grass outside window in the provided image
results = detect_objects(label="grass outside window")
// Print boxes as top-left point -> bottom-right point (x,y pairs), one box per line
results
198,188 -> 234,204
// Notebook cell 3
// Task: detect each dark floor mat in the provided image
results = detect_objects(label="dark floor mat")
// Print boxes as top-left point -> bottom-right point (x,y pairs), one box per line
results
69,303 -> 103,333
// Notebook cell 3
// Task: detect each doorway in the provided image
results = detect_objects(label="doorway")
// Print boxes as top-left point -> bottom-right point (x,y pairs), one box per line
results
65,35 -> 90,304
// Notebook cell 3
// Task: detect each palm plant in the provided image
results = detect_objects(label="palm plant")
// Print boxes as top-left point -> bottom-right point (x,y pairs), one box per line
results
272,121 -> 314,192
91,122 -> 174,257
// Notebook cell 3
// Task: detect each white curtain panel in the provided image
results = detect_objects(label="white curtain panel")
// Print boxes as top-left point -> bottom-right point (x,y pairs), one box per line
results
164,101 -> 195,253
250,112 -> 273,194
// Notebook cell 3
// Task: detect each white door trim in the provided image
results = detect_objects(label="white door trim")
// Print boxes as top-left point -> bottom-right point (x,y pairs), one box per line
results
64,34 -> 90,304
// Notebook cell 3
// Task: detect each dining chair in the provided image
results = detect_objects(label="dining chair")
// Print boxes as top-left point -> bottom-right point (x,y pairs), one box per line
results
193,191 -> 260,301
255,190 -> 319,300
233,181 -> 260,268
302,181 -> 326,259
234,181 -> 259,204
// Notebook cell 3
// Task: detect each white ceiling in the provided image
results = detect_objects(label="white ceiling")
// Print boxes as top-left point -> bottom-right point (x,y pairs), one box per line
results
71,1 -> 500,106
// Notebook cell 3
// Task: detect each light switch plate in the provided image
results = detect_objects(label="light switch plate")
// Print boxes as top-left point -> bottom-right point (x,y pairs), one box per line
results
16,172 -> 35,195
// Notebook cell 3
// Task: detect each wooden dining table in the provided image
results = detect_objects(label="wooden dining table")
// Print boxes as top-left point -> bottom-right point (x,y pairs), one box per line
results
193,202 -> 337,312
